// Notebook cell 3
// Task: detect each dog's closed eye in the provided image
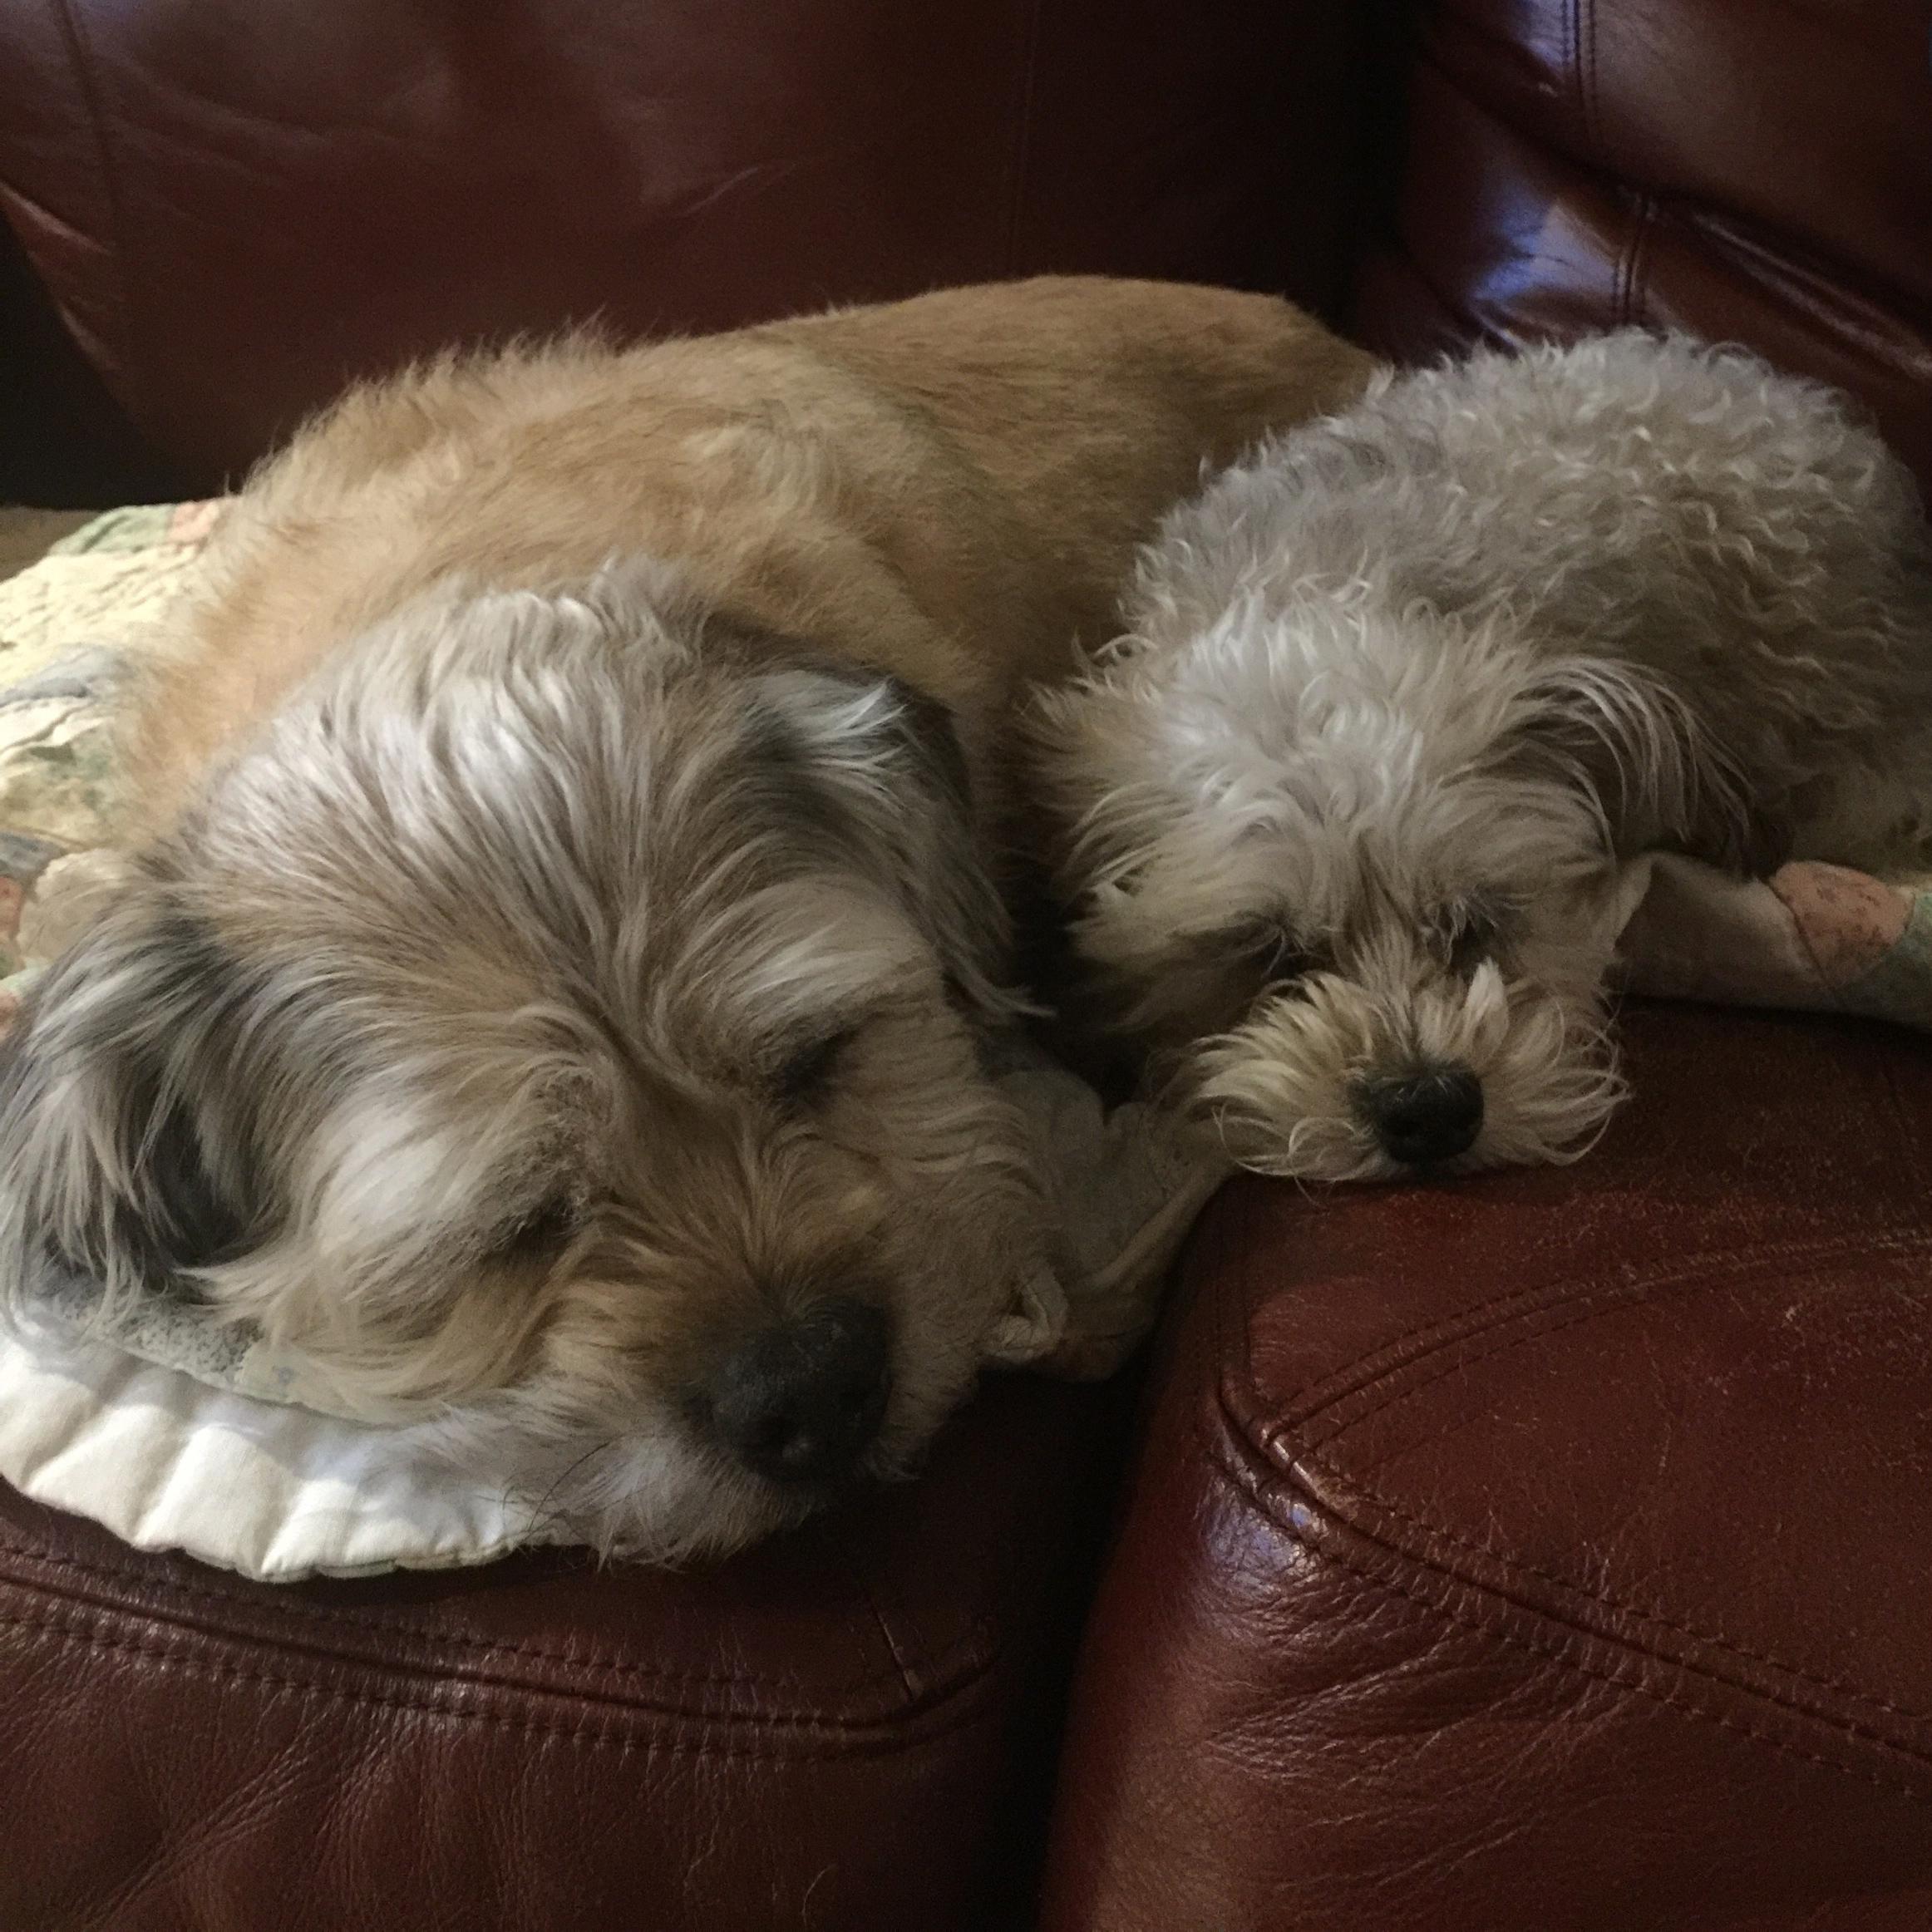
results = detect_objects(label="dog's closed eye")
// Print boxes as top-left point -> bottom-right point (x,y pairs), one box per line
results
1434,901 -> 1509,976
489,1195 -> 582,1264
771,1023 -> 864,1107
1226,914 -> 1319,989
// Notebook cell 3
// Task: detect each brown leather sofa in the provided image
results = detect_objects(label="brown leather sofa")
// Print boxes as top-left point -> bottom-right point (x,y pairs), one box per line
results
2,4 -> 1929,1927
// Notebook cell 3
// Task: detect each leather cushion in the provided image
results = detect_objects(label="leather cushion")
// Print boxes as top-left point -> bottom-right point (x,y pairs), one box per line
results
0,1370 -> 1129,1932
1039,1003 -> 1932,1930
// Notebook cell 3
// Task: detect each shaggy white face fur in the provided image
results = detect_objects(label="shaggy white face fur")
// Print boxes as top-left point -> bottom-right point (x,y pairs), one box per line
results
1035,333 -> 1932,1180
0,574 -> 1042,1561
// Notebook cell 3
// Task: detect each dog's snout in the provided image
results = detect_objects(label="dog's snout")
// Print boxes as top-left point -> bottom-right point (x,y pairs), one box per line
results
1366,1066 -> 1484,1166
702,1299 -> 892,1486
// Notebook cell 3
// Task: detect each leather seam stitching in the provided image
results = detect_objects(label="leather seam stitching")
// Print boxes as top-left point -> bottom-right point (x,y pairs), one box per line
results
1277,1235 -> 1932,1461
0,1599 -> 999,1755
1210,1442 -> 1932,1804
1210,1215 -> 1932,1764
1298,1459 -> 1932,1728
0,1536 -> 991,1701
1317,1502 -> 1932,1802
1244,1226 -> 1932,1448
1568,0 -> 1594,160
1619,190 -> 1656,326
1282,1268 -> 1711,1455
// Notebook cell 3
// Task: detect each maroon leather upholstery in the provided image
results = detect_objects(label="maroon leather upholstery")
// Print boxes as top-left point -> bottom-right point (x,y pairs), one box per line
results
1038,1006 -> 1932,1927
6,0 -> 1932,1925
0,0 -> 1368,494
0,1373 -> 1127,1931
1353,0 -> 1932,491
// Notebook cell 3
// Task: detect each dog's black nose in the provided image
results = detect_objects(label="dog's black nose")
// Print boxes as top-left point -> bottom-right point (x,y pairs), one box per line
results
702,1299 -> 892,1486
1367,1066 -> 1485,1166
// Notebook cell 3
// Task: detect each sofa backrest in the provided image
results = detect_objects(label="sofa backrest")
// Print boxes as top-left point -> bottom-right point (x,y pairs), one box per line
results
1353,0 -> 1932,490
7,2 -> 1929,505
0,0 -> 1370,499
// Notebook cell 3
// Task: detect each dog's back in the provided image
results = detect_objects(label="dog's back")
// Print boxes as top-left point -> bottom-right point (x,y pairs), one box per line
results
130,278 -> 1376,828
1132,330 -> 1932,860
772,276 -> 1376,675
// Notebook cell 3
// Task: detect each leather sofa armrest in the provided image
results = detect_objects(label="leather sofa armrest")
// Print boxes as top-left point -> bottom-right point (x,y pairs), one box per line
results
1040,1004 -> 1932,1929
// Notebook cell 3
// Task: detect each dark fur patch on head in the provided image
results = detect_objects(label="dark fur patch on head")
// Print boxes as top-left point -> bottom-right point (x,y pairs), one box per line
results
731,692 -> 875,859
702,607 -> 980,830
111,906 -> 260,1279
875,676 -> 975,821
0,885 -> 265,1299
737,653 -> 1017,1025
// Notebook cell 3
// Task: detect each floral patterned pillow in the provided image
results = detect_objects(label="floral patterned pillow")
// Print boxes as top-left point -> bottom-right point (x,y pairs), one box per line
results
0,500 -> 223,1027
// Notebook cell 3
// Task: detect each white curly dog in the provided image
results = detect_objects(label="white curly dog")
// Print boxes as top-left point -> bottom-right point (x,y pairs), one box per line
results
1034,333 -> 1932,1180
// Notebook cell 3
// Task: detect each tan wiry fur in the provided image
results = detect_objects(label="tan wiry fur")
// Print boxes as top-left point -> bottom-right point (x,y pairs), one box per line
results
133,278 -> 1373,822
0,276 -> 1374,1560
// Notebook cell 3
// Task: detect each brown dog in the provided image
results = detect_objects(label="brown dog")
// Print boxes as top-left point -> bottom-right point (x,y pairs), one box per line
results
0,277 -> 1373,1559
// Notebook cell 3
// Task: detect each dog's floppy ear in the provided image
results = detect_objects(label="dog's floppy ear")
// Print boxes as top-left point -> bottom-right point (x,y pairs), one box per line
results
1501,654 -> 1761,864
0,880 -> 259,1317
750,665 -> 1020,1023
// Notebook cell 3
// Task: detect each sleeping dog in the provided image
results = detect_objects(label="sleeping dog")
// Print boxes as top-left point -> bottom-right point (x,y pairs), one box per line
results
0,277 -> 1373,1558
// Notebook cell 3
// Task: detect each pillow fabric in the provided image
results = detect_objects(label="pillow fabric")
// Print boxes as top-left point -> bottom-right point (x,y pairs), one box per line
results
0,501 -> 225,1018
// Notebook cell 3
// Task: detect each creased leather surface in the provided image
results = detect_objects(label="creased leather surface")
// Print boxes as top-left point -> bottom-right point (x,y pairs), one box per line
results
1353,0 -> 1932,491
0,0 -> 1366,488
1039,1003 -> 1932,1930
0,1371 -> 1128,1931
7,2 -> 1932,1922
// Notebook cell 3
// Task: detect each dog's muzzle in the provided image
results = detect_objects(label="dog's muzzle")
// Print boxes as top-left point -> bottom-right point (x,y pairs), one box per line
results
1358,1064 -> 1485,1166
697,1299 -> 893,1486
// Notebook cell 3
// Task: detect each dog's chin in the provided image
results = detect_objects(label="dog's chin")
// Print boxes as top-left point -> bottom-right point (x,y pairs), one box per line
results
1188,964 -> 1626,1182
403,1397 -> 825,1566
407,1317 -> 995,1567
226,1136 -> 1035,1564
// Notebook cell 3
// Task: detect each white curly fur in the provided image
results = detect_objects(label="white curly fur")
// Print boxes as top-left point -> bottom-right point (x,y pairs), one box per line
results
1034,332 -> 1932,1180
